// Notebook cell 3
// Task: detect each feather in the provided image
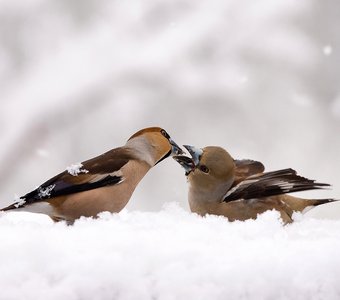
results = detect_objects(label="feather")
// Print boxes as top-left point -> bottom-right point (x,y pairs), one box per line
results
223,168 -> 330,202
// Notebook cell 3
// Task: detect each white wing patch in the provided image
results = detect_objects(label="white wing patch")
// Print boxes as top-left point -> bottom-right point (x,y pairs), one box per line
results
88,170 -> 124,184
224,179 -> 259,198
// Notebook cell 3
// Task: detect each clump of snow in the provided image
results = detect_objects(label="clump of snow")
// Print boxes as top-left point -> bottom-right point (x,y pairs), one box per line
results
66,163 -> 89,176
38,184 -> 56,199
13,194 -> 26,208
1,203 -> 340,300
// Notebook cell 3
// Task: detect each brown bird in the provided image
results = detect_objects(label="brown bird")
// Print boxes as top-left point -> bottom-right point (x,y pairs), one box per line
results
174,145 -> 336,223
2,127 -> 183,224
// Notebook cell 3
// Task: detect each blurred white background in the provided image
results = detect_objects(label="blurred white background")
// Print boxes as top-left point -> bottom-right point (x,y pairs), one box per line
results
0,0 -> 339,212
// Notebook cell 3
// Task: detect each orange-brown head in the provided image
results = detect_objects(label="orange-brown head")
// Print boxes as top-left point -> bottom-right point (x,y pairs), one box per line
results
174,145 -> 235,202
126,127 -> 183,166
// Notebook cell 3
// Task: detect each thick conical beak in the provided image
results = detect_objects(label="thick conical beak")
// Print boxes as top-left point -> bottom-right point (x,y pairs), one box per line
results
173,155 -> 195,175
169,138 -> 184,155
183,145 -> 203,166
173,144 -> 203,175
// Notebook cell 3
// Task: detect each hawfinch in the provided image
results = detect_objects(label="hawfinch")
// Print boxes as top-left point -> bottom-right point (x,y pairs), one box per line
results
174,145 -> 336,223
2,127 -> 183,223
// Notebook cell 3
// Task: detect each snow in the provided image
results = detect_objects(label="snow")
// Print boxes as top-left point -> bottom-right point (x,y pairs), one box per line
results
13,194 -> 26,208
66,163 -> 89,176
38,184 -> 56,198
1,203 -> 340,300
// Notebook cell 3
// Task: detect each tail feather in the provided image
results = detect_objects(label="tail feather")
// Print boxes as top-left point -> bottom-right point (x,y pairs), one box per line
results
301,198 -> 338,214
282,196 -> 338,213
311,198 -> 338,207
1,203 -> 19,211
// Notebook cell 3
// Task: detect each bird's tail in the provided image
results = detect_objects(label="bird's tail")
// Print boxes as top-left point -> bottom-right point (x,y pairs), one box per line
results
282,195 -> 337,213
1,203 -> 18,211
309,198 -> 337,207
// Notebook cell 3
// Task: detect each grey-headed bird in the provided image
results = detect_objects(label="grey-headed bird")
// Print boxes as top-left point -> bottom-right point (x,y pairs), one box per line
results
174,145 -> 336,223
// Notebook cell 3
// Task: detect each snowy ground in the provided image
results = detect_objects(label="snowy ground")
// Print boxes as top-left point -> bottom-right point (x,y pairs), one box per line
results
1,203 -> 340,300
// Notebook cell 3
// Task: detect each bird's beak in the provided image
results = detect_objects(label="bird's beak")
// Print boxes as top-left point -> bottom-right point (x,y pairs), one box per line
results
169,138 -> 184,155
173,145 -> 203,175
155,137 -> 184,166
183,145 -> 202,166
173,155 -> 195,175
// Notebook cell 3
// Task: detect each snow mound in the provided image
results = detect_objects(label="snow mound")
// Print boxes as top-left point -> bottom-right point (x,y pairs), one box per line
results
1,203 -> 340,300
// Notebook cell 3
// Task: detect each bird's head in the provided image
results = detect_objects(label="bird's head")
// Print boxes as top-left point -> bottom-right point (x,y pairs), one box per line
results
127,127 -> 183,166
174,145 -> 235,194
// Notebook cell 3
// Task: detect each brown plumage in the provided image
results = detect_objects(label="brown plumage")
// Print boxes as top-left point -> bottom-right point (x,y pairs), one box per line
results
2,127 -> 183,224
174,145 -> 336,223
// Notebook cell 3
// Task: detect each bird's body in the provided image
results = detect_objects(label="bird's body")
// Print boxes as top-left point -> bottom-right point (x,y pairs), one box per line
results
2,127 -> 183,223
174,145 -> 336,223
188,193 -> 328,224
46,155 -> 150,222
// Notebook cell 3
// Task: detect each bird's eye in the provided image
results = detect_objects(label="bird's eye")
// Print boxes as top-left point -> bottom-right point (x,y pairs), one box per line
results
199,165 -> 209,173
161,129 -> 170,139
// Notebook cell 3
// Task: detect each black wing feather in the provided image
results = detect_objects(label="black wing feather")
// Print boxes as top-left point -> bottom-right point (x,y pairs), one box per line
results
223,168 -> 330,202
21,174 -> 122,205
4,147 -> 133,210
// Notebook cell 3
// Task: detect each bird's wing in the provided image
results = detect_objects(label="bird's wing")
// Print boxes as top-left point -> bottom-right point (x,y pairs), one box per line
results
223,168 -> 330,202
11,147 -> 134,209
234,159 -> 265,185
